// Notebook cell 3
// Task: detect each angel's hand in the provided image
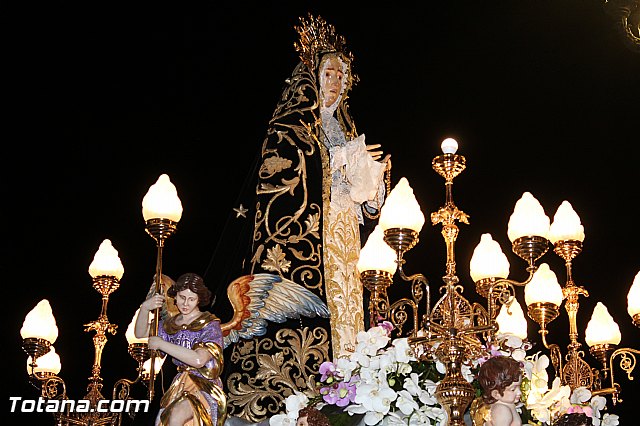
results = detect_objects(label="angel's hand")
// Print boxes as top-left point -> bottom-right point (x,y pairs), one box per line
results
382,154 -> 391,169
141,293 -> 165,312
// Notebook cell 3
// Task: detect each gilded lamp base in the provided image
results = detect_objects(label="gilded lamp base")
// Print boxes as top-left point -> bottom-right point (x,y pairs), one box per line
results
383,228 -> 419,254
512,236 -> 550,264
22,337 -> 51,362
435,373 -> 475,426
527,302 -> 559,330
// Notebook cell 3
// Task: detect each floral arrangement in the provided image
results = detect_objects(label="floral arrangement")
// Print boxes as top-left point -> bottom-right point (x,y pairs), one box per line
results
269,324 -> 620,426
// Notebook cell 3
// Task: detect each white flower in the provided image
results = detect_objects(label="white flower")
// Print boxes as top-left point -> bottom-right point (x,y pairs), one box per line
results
600,413 -> 620,426
284,391 -> 308,418
356,326 -> 391,355
269,414 -> 297,426
372,386 -> 398,415
392,338 -> 416,363
420,404 -> 446,422
397,362 -> 413,375
525,353 -> 550,394
569,386 -> 591,404
395,389 -> 419,415
590,395 -> 607,420
355,382 -> 397,415
461,364 -> 475,383
403,373 -> 422,396
511,348 -> 527,361
336,356 -> 358,382
383,411 -> 409,426
379,352 -> 397,375
363,410 -> 385,426
503,334 -> 524,349
526,377 -> 571,424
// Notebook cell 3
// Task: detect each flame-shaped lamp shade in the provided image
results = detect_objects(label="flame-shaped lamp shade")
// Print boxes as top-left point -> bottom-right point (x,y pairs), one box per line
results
507,192 -> 550,242
20,299 -> 59,343
549,201 -> 585,244
88,239 -> 125,280
585,302 -> 622,346
27,346 -> 61,375
142,174 -> 183,222
441,138 -> 458,154
628,271 -> 640,318
469,233 -> 510,282
126,308 -> 150,344
379,177 -> 425,233
357,224 -> 398,275
496,298 -> 528,339
524,263 -> 563,306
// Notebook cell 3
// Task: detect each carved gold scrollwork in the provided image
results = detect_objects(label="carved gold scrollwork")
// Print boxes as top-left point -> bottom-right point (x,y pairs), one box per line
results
226,327 -> 329,422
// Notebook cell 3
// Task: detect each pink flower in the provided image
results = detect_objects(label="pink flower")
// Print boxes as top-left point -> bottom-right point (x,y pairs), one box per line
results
319,361 -> 338,383
322,381 -> 356,406
566,405 -> 593,417
378,321 -> 394,336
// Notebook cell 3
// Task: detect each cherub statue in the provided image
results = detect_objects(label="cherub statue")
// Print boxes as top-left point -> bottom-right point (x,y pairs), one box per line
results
477,355 -> 523,426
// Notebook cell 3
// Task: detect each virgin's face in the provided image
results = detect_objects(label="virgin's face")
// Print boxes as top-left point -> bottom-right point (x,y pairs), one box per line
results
176,288 -> 199,316
321,56 -> 344,107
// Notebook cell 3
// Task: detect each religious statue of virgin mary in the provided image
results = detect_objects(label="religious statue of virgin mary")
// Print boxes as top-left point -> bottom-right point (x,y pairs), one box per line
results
207,14 -> 390,422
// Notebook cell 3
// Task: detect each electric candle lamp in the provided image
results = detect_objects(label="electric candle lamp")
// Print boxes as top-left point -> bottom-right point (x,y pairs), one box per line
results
549,201 -> 585,243
142,174 -> 183,222
27,346 -> 61,375
469,233 -> 510,282
441,137 -> 458,154
357,225 -> 398,275
585,302 -> 622,346
88,239 -> 125,280
507,192 -> 550,242
628,271 -> 640,319
20,299 -> 59,343
379,177 -> 425,233
524,263 -> 563,306
496,298 -> 528,339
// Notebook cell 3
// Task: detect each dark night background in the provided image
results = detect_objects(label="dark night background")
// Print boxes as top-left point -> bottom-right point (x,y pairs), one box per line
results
5,1 -> 639,424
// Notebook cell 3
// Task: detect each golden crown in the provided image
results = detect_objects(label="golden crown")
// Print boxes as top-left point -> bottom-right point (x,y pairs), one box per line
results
293,14 -> 354,72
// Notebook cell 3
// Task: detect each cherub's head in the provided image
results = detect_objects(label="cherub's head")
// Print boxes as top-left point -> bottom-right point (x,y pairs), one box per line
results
296,406 -> 330,426
478,355 -> 522,405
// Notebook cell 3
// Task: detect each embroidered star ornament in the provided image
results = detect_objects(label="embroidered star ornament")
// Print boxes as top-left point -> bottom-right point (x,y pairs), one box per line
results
233,204 -> 248,218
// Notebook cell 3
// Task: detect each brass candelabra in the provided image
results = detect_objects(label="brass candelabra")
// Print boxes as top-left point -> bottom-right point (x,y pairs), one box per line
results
20,240 -> 150,426
359,139 -> 639,425
20,173 -> 184,425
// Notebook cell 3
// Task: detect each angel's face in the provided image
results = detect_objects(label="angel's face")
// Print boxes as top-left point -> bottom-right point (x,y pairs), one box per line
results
175,288 -> 199,316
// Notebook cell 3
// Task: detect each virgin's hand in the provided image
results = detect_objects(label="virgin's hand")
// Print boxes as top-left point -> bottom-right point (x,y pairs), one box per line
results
366,143 -> 384,161
381,154 -> 391,169
148,336 -> 163,350
141,293 -> 165,311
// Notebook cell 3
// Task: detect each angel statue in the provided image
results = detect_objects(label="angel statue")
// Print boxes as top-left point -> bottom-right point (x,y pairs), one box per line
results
204,13 -> 390,423
138,272 -> 330,426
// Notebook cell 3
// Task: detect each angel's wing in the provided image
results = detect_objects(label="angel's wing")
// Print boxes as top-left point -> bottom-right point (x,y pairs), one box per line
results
221,273 -> 330,349
145,273 -> 179,321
